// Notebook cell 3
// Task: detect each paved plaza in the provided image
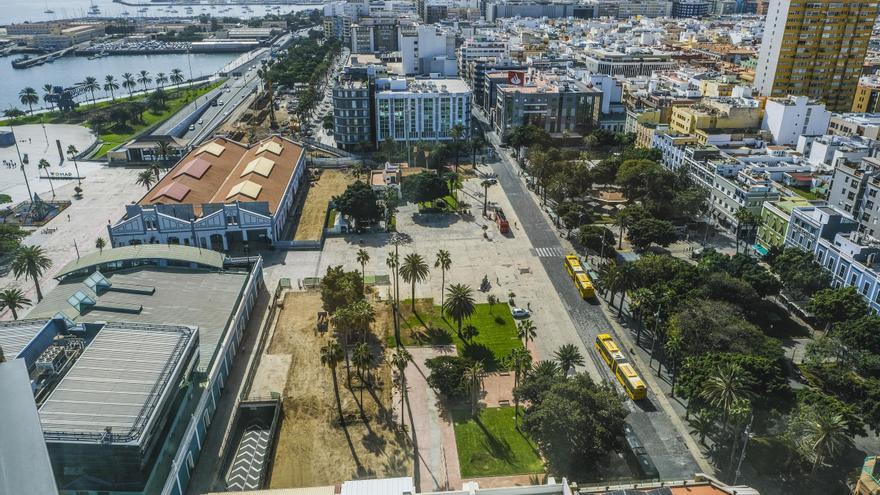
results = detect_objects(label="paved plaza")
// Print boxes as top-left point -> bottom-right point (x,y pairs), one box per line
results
0,124 -> 99,203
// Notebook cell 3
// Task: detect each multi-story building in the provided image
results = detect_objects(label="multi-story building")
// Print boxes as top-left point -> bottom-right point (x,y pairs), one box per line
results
615,0 -> 674,18
669,97 -> 763,135
333,80 -> 373,151
485,0 -> 584,21
827,157 -> 880,237
755,196 -> 814,254
374,77 -> 472,144
109,136 -> 306,249
829,113 -> 880,141
786,204 -> 857,253
398,24 -> 456,76
323,0 -> 370,43
754,0 -> 879,112
457,37 -> 509,76
852,75 -> 880,113
349,15 -> 401,54
761,95 -> 831,146
581,48 -> 678,78
671,0 -> 710,17
469,61 -> 525,109
493,74 -> 601,140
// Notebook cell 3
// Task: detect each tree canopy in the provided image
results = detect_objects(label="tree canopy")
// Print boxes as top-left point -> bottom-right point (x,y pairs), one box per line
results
320,265 -> 364,313
333,181 -> 381,228
401,171 -> 449,204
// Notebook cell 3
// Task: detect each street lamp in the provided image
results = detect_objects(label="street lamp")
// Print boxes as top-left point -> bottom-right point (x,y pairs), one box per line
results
11,127 -> 33,202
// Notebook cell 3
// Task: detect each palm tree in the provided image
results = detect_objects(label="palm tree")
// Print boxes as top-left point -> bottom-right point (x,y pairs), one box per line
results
156,72 -> 169,89
399,253 -> 429,311
462,360 -> 484,416
799,407 -> 853,474
82,76 -> 100,106
434,249 -> 451,306
699,363 -> 753,438
37,159 -> 55,197
136,170 -> 155,190
390,348 -> 411,428
443,283 -> 475,340
734,207 -> 757,254
352,342 -> 372,404
19,87 -> 39,114
11,246 -> 52,303
42,84 -> 55,111
0,288 -> 31,320
137,70 -> 152,94
320,340 -> 346,424
481,179 -> 494,217
470,135 -> 486,166
121,73 -> 137,99
170,68 -> 185,91
554,343 -> 585,375
95,237 -> 106,254
689,409 -> 716,446
517,319 -> 537,348
450,124 -> 465,173
104,75 -> 119,101
66,145 -> 82,186
356,248 -> 370,287
598,262 -> 634,317
504,347 -> 532,427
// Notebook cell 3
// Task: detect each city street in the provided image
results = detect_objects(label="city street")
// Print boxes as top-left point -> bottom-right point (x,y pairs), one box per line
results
485,136 -> 705,479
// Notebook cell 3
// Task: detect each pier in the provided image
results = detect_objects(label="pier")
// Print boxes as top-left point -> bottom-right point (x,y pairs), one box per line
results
11,45 -> 78,69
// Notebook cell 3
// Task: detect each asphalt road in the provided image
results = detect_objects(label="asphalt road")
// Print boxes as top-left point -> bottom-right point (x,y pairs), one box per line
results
485,135 -> 701,480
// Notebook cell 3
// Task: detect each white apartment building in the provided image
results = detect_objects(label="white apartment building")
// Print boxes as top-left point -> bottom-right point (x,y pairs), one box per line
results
457,37 -> 509,75
399,24 -> 457,76
375,78 -> 472,144
761,95 -> 831,146
581,47 -> 678,77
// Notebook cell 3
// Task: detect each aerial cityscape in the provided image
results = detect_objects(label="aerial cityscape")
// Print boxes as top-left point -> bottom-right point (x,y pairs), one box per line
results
2,1 -> 880,495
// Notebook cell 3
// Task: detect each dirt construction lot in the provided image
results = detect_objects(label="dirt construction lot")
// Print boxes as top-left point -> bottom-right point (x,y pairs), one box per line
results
267,291 -> 411,488
293,169 -> 354,241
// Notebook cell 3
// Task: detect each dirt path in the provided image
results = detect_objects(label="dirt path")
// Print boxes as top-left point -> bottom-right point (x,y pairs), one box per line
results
293,169 -> 354,241
268,291 -> 411,488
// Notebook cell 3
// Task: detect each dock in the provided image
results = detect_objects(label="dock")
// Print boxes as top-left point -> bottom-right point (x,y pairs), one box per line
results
11,46 -> 77,69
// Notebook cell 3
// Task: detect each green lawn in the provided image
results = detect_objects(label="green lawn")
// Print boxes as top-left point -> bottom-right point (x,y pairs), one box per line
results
395,299 -> 523,370
452,406 -> 544,478
789,187 -> 822,201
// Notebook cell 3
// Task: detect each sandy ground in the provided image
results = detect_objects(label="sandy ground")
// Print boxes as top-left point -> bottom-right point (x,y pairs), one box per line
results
292,169 -> 355,241
267,291 -> 412,488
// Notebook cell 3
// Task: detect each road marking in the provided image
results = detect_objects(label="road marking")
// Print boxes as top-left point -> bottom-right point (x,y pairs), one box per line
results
533,247 -> 564,258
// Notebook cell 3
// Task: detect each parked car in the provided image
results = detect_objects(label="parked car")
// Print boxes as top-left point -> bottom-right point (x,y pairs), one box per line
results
510,307 -> 531,319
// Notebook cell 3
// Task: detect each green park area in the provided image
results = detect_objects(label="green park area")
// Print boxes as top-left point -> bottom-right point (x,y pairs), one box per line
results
452,406 -> 544,478
396,299 -> 523,370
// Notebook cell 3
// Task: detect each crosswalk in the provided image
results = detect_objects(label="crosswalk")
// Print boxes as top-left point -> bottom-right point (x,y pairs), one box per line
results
533,246 -> 564,258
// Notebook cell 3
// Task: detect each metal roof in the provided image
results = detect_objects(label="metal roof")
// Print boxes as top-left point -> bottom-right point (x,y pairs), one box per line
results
0,319 -> 51,359
54,244 -> 226,279
39,322 -> 197,446
0,360 -> 58,495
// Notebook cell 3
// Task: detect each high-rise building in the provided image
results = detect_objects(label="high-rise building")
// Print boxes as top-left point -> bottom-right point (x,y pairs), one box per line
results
374,78 -> 472,144
754,0 -> 880,112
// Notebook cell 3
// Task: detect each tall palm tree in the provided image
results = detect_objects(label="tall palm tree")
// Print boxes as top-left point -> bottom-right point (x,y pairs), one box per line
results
390,348 -> 411,428
734,207 -> 757,254
352,342 -> 372,404
121,72 -> 137,99
554,343 -> 585,375
386,251 -> 399,304
517,319 -> 537,348
81,76 -> 100,106
598,262 -> 634,317
320,340 -> 346,425
481,179 -> 494,217
443,283 -> 475,340
155,72 -> 169,89
470,135 -> 486,166
103,75 -> 119,101
0,288 -> 31,320
42,83 -> 55,111
689,409 -> 716,446
37,159 -> 55,197
799,407 -> 853,474
95,237 -> 106,254
170,68 -> 185,91
399,253 -> 429,311
356,248 -> 370,287
11,246 -> 52,303
699,363 -> 753,438
449,124 -> 465,173
137,70 -> 152,94
19,87 -> 39,114
504,347 -> 532,427
136,169 -> 155,190
462,360 -> 484,416
66,145 -> 82,186
434,249 -> 451,306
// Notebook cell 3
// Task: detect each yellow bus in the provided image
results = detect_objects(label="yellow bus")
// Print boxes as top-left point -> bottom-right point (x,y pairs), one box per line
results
595,334 -> 626,370
565,254 -> 595,299
615,363 -> 647,400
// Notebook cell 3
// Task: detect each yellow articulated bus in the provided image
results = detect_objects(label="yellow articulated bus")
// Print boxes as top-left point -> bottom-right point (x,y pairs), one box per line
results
595,333 -> 647,401
564,254 -> 595,299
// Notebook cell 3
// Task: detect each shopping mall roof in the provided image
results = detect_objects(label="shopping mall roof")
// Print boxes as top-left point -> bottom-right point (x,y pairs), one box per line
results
54,244 -> 225,280
39,322 -> 197,446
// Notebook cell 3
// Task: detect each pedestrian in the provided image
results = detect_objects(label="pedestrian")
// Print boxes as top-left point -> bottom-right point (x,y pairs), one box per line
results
527,302 -> 531,311
67,214 -> 70,222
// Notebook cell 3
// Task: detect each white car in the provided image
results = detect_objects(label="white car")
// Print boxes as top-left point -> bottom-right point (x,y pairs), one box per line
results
510,307 -> 531,319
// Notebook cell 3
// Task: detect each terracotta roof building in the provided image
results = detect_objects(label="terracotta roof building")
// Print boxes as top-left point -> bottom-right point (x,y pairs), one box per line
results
108,135 -> 306,250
